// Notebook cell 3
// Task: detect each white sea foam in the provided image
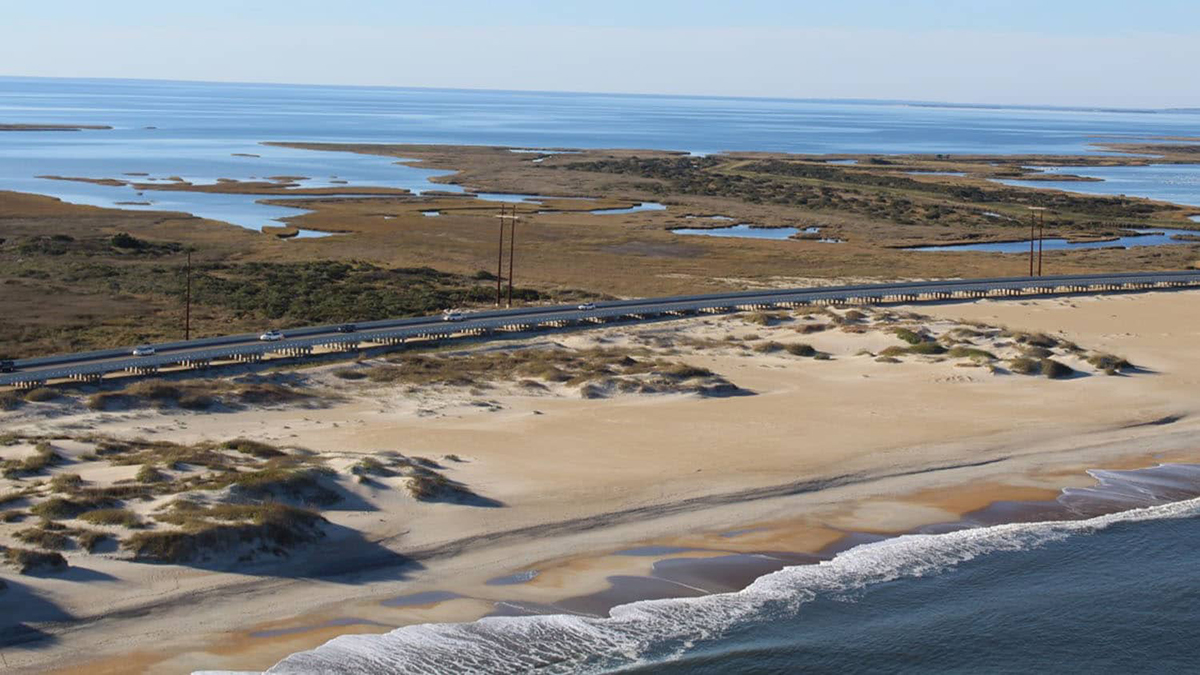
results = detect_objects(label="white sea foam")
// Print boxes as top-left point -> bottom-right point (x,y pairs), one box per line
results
200,497 -> 1200,675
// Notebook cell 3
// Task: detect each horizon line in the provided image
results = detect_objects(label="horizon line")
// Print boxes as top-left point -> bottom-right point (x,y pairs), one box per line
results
0,73 -> 1192,115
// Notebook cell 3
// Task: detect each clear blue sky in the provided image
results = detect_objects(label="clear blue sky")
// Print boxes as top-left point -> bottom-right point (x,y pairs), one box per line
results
3,0 -> 1199,107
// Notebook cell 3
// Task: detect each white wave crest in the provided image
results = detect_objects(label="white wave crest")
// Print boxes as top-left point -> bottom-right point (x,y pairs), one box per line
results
208,497 -> 1200,675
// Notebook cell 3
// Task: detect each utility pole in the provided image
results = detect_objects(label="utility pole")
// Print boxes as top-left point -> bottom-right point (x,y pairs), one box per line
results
1028,207 -> 1046,277
507,207 -> 516,308
496,205 -> 506,306
184,250 -> 192,340
1029,211 -> 1035,277
1037,209 -> 1045,277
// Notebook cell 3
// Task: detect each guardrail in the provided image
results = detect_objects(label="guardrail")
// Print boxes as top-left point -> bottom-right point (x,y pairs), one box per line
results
4,271 -> 1199,388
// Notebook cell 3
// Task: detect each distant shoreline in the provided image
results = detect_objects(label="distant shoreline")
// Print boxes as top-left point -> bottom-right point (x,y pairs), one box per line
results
0,123 -> 111,132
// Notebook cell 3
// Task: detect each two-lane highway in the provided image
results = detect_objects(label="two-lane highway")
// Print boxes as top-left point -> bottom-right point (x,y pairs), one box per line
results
4,271 -> 1199,387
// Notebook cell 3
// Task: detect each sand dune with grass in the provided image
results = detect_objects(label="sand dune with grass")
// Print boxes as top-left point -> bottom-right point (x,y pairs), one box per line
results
2,290 -> 1200,673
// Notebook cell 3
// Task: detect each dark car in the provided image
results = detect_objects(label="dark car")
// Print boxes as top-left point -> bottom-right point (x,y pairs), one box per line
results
0,360 -> 14,373
336,323 -> 357,333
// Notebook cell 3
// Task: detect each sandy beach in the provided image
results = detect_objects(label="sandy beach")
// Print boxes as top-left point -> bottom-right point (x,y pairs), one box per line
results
3,289 -> 1200,673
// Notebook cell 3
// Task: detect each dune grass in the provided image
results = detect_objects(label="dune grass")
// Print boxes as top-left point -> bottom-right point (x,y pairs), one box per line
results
79,507 -> 145,529
127,503 -> 325,563
3,547 -> 68,574
1087,353 -> 1134,375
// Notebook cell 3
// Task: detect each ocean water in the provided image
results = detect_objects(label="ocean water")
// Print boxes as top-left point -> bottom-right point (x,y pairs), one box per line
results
255,496 -> 1200,674
4,77 -> 1200,234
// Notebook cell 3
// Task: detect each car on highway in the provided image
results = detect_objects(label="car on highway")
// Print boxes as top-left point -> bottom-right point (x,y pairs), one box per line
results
336,323 -> 357,333
577,302 -> 597,311
132,345 -> 156,357
259,330 -> 285,341
0,359 -> 15,373
442,309 -> 465,322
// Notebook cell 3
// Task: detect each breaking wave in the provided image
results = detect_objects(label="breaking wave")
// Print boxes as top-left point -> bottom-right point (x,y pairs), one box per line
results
219,496 -> 1200,675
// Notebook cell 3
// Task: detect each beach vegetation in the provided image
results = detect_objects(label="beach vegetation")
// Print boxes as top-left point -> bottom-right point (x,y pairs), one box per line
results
49,473 -> 83,491
3,547 -> 68,574
892,327 -> 929,345
1088,353 -> 1134,375
14,525 -> 72,550
23,387 -> 59,403
126,503 -> 325,563
1040,359 -> 1075,379
1008,357 -> 1040,375
785,342 -> 817,357
947,346 -> 997,361
79,508 -> 145,529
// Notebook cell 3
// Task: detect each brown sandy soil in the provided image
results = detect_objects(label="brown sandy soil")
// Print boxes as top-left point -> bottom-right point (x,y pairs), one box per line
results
2,290 -> 1199,673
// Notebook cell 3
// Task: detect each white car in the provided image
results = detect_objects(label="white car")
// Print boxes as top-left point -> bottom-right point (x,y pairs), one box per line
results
442,310 -> 465,322
132,345 -> 156,357
577,302 -> 597,311
259,330 -> 284,341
